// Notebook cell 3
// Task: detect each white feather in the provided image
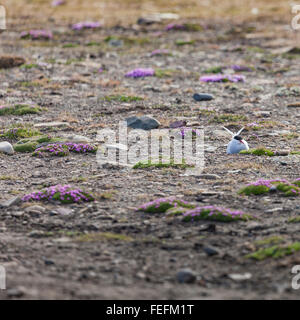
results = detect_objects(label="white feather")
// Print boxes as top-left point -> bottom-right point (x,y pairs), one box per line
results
223,126 -> 234,136
236,127 -> 245,136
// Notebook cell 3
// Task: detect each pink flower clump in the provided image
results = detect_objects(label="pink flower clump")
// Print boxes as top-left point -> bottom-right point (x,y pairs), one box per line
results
200,74 -> 245,83
150,49 -> 170,57
22,184 -> 94,203
125,68 -> 155,78
72,22 -> 102,30
21,30 -> 53,40
183,205 -> 250,222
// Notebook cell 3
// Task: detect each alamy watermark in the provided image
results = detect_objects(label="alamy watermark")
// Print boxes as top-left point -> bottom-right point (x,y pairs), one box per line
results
291,5 -> 300,30
96,121 -> 205,176
292,265 -> 300,289
0,265 -> 6,290
0,5 -> 6,30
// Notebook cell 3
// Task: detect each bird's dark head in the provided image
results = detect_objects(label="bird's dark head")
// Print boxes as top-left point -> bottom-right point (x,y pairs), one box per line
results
234,135 -> 245,144
234,135 -> 243,141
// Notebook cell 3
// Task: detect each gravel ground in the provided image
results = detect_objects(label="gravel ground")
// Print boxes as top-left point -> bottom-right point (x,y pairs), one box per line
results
0,0 -> 300,299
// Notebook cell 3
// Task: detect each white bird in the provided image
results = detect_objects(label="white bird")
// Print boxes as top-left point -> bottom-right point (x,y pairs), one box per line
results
223,127 -> 249,154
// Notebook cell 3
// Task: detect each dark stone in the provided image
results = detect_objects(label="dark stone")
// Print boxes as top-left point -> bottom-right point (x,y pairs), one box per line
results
169,120 -> 187,128
44,259 -> 55,266
193,93 -> 214,101
137,18 -> 156,25
0,56 -> 25,69
126,116 -> 160,130
176,269 -> 196,284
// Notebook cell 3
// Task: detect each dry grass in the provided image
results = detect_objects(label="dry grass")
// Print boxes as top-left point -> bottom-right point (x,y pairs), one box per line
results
2,0 -> 292,30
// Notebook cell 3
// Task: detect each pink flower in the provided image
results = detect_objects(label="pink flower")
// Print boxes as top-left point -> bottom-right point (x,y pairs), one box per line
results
125,68 -> 155,78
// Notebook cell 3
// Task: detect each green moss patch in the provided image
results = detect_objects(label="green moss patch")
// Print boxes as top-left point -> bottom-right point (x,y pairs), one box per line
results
104,95 -> 143,102
165,206 -> 190,216
0,124 -> 41,140
288,216 -> 300,223
254,236 -> 285,246
240,148 -> 275,156
76,232 -> 133,242
175,40 -> 195,46
133,160 -> 193,170
182,206 -> 253,222
239,179 -> 300,197
209,113 -> 248,123
155,69 -> 178,78
13,135 -> 62,153
0,104 -> 43,116
204,66 -> 223,74
137,197 -> 195,213
246,242 -> 300,261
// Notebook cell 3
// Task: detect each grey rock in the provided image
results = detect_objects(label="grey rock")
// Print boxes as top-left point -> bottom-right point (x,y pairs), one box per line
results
274,150 -> 289,156
56,208 -> 73,216
62,134 -> 91,143
6,288 -> 24,298
0,196 -> 21,208
126,116 -> 160,130
193,93 -> 214,101
108,39 -> 123,47
265,207 -> 283,214
176,269 -> 196,284
28,230 -> 48,238
0,141 -> 14,155
25,205 -> 46,214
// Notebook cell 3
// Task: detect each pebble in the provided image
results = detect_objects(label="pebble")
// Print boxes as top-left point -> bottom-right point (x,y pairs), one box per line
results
62,134 -> 91,143
0,56 -> 25,69
193,93 -> 214,101
11,211 -> 24,217
287,102 -> 300,108
0,141 -> 14,155
274,151 -> 289,156
56,207 -> 73,216
265,207 -> 283,214
108,39 -> 123,47
198,174 -> 221,180
126,116 -> 160,130
205,146 -> 218,153
228,273 -> 252,281
176,269 -> 197,284
28,230 -> 48,238
203,246 -> 219,256
34,121 -> 70,128
104,143 -> 128,151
